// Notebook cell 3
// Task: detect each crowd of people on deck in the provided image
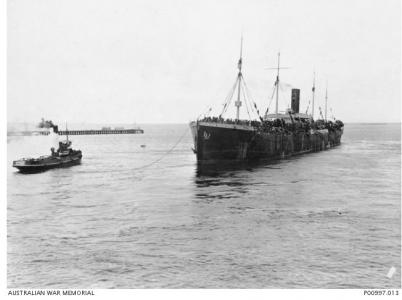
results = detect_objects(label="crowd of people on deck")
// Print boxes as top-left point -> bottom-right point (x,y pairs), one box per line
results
199,116 -> 261,127
199,116 -> 344,134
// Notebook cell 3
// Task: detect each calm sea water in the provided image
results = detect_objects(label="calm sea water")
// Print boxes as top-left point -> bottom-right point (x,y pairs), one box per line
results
7,123 -> 401,288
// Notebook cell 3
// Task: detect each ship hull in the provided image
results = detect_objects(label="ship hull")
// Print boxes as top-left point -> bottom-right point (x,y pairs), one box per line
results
190,121 -> 343,164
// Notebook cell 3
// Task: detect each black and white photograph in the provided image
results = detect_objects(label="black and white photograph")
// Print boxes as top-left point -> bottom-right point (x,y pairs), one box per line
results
3,0 -> 401,296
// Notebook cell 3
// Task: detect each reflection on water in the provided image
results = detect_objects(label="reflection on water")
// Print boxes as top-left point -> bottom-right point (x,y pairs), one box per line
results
195,162 -> 258,201
195,159 -> 282,176
194,159 -> 295,203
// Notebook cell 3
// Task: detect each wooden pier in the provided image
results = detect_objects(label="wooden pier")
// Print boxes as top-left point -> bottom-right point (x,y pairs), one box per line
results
8,128 -> 144,136
57,128 -> 144,135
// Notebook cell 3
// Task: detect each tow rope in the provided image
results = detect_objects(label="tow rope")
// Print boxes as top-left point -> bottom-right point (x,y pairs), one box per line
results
132,127 -> 189,170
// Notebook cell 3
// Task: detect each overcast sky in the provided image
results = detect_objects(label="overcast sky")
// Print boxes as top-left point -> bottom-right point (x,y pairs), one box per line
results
7,0 -> 401,124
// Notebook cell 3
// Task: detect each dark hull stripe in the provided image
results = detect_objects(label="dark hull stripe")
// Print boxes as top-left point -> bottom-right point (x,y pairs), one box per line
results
189,122 -> 343,163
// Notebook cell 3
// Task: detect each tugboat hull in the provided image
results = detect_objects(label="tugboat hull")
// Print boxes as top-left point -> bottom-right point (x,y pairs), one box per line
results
13,152 -> 82,173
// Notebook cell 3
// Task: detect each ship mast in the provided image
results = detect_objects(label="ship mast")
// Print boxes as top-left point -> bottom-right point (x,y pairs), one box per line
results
324,82 -> 328,121
275,52 -> 281,115
235,36 -> 243,120
265,52 -> 289,117
311,71 -> 316,119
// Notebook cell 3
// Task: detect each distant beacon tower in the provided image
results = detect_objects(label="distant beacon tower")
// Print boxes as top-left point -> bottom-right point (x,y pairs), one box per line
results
291,88 -> 300,113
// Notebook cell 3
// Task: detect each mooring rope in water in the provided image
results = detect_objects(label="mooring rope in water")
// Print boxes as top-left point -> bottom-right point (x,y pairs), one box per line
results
132,127 -> 190,170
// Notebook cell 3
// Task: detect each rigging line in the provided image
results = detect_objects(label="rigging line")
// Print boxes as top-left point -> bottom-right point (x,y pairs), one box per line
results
265,83 -> 277,115
240,81 -> 252,120
270,82 -> 277,100
220,75 -> 239,117
221,76 -> 239,117
242,84 -> 253,118
132,128 -> 189,171
240,75 -> 254,104
305,99 -> 311,114
240,78 -> 259,119
227,75 -> 240,102
242,77 -> 263,120
240,75 -> 259,117
222,74 -> 239,106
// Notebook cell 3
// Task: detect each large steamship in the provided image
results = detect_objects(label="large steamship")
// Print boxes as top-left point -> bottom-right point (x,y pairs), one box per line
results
189,39 -> 344,164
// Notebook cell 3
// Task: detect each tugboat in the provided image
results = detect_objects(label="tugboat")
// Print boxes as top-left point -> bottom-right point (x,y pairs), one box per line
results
12,134 -> 82,173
